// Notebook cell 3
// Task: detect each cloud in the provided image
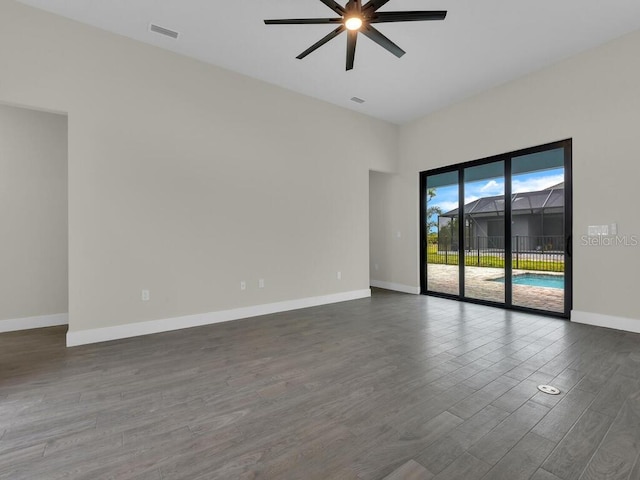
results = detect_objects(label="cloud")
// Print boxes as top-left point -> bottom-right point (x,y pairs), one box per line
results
480,180 -> 504,194
512,174 -> 565,193
433,200 -> 459,213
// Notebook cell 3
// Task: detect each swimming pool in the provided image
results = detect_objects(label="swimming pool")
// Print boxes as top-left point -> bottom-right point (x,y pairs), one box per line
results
494,273 -> 564,289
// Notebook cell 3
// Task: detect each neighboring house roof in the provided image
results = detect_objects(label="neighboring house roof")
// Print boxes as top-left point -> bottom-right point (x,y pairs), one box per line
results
441,184 -> 564,218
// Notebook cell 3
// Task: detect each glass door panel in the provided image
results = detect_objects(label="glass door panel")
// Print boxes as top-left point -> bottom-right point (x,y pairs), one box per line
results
510,148 -> 566,313
425,171 -> 459,296
463,161 -> 505,303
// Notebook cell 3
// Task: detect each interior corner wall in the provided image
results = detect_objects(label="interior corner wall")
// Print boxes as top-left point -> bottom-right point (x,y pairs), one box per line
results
369,170 -> 419,294
369,171 -> 390,283
0,103 -> 68,325
0,1 -> 397,340
382,28 -> 640,328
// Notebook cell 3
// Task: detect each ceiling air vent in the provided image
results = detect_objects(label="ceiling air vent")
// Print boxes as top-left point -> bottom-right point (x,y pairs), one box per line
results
351,97 -> 365,104
150,24 -> 179,39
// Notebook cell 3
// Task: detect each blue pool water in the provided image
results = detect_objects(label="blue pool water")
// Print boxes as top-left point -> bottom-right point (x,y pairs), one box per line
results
495,274 -> 564,289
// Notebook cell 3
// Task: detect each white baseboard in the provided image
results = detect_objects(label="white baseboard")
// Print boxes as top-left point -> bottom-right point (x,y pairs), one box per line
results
370,280 -> 420,295
0,313 -> 68,333
67,289 -> 371,347
572,310 -> 640,334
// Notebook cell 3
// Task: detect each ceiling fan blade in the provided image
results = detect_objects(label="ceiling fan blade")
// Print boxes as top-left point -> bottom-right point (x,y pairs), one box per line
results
371,11 -> 447,23
297,26 -> 346,60
346,30 -> 357,71
318,0 -> 346,15
363,0 -> 391,13
265,18 -> 343,25
361,25 -> 405,58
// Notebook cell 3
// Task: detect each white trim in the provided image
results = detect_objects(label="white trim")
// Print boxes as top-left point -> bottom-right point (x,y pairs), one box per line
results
67,289 -> 371,347
370,280 -> 420,295
572,310 -> 640,334
0,313 -> 68,333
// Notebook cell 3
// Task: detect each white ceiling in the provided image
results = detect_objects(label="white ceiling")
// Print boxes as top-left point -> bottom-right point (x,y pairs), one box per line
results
16,0 -> 640,124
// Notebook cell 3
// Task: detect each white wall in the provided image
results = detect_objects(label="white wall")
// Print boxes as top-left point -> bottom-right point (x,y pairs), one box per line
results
0,1 -> 397,341
0,103 -> 68,327
370,28 -> 640,328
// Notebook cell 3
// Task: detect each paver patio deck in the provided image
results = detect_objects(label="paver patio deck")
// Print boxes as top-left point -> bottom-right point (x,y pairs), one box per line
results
426,264 -> 564,313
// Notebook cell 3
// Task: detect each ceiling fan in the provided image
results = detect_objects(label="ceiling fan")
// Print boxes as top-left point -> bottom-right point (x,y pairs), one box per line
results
264,0 -> 447,71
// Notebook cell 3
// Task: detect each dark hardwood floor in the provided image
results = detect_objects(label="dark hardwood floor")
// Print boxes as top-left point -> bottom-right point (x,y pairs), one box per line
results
1,289 -> 640,480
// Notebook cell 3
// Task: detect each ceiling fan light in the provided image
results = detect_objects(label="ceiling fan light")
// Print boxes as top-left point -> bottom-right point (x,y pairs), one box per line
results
345,17 -> 363,31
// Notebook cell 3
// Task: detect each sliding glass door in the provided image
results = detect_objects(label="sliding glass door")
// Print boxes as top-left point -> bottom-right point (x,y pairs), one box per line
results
425,171 -> 459,296
510,148 -> 567,313
420,140 -> 572,318
463,161 -> 505,303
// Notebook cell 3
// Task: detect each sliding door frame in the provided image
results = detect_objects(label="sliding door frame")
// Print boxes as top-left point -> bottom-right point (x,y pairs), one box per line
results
420,139 -> 573,319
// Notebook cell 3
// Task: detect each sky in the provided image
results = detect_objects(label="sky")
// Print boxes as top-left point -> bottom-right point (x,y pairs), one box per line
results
428,168 -> 564,231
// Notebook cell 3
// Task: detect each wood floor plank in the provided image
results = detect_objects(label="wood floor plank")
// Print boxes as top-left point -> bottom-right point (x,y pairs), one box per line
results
548,367 -> 585,392
432,452 -> 491,480
480,432 -> 556,480
467,400 -> 550,465
532,387 -> 596,442
448,376 -> 519,419
630,453 -> 640,480
579,391 -> 640,480
382,459 -> 433,480
491,378 -> 540,413
0,444 -> 46,479
416,404 -> 510,474
588,373 -> 640,418
574,360 -> 620,394
530,469 -> 564,480
542,409 -> 614,480
0,290 -> 639,479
